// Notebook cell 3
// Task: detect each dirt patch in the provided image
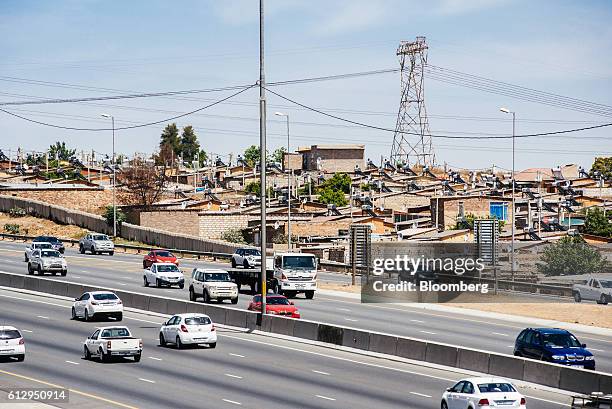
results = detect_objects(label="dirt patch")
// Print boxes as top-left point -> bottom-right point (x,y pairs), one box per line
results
318,282 -> 361,293
452,303 -> 612,329
0,212 -> 87,239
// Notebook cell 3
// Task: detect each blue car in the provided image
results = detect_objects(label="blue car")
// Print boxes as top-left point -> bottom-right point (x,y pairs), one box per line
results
514,328 -> 595,370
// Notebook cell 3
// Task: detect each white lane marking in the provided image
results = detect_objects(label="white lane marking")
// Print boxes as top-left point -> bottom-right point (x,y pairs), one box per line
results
222,398 -> 242,405
589,348 -> 604,352
507,345 -> 515,348
315,395 -> 336,401
312,370 -> 330,375
36,315 -> 50,320
419,330 -> 436,335
148,357 -> 162,361
492,332 -> 509,337
410,319 -> 425,323
337,308 -> 351,312
344,318 -> 358,322
525,395 -> 570,407
224,373 -> 243,379
119,283 -> 127,286
138,378 -> 156,384
73,275 -> 82,278
410,392 -> 432,398
65,360 -> 79,365
21,329 -> 33,333
229,353 -> 245,358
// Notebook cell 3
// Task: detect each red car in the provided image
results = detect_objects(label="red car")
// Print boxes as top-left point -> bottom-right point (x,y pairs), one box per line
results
247,294 -> 300,318
143,250 -> 179,268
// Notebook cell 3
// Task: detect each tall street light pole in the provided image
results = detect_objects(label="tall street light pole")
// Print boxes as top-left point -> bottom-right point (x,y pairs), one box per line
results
275,112 -> 291,250
101,114 -> 116,237
500,107 -> 515,281
259,0 -> 267,316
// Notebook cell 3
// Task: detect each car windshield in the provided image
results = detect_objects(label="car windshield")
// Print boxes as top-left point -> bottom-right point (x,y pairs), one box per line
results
283,256 -> 315,269
93,293 -> 118,301
157,265 -> 179,273
204,273 -> 230,282
35,243 -> 53,249
600,280 -> 612,289
266,297 -> 290,305
542,333 -> 581,348
477,383 -> 516,393
101,328 -> 130,338
41,250 -> 61,258
0,330 -> 21,339
155,251 -> 174,257
93,235 -> 109,241
243,249 -> 260,256
184,316 -> 212,325
35,236 -> 59,243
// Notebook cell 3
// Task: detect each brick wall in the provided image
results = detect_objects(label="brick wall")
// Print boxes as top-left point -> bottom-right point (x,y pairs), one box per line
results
300,145 -> 365,173
7,189 -> 113,214
435,197 -> 513,230
377,193 -> 430,211
140,210 -> 200,236
198,212 -> 250,239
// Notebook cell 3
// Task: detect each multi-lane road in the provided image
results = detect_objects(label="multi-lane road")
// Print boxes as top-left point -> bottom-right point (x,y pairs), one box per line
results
0,240 -> 610,374
0,289 -> 572,409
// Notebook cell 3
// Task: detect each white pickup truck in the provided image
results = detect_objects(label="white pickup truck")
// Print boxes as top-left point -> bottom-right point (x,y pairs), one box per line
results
83,326 -> 142,362
79,233 -> 115,256
573,277 -> 612,305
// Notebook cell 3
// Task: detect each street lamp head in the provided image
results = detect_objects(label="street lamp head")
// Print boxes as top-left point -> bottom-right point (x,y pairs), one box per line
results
499,107 -> 510,114
274,112 -> 286,117
101,113 -> 112,118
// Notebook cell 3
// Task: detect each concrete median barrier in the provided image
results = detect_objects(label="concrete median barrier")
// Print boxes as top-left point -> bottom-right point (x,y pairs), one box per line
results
66,284 -> 85,299
226,308 -> 247,328
599,374 -> 612,394
130,293 -> 150,311
396,337 -> 427,361
318,324 -> 343,345
343,328 -> 370,351
559,367 -> 601,394
489,354 -> 524,379
50,281 -> 69,297
245,311 -> 258,330
522,361 -> 561,388
23,277 -> 39,292
270,316 -> 296,336
148,296 -> 168,314
292,320 -> 319,341
9,274 -> 25,290
203,304 -> 227,325
166,299 -> 189,315
37,278 -> 54,295
425,343 -> 458,367
457,349 -> 490,373
0,273 -> 11,287
369,333 -> 398,355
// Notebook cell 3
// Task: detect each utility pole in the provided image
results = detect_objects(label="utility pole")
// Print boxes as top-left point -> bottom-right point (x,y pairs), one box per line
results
500,107 -> 516,281
259,0 -> 267,316
101,114 -> 117,238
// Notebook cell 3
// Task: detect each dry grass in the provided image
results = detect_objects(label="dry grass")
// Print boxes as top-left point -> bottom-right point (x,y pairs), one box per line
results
0,212 -> 87,239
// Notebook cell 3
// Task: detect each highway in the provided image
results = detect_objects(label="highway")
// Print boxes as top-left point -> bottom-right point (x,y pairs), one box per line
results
0,240 -> 610,374
0,288 -> 572,409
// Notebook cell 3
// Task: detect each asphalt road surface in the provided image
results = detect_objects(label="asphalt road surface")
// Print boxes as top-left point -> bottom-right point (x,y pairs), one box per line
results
0,288 -> 573,409
0,240 -> 610,374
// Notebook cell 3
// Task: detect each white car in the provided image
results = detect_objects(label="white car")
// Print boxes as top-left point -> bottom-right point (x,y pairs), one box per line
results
231,248 -> 261,269
159,313 -> 216,349
144,263 -> 185,288
0,326 -> 25,361
24,242 -> 53,262
83,326 -> 142,362
72,291 -> 123,321
27,248 -> 67,276
441,377 -> 526,409
189,269 -> 239,304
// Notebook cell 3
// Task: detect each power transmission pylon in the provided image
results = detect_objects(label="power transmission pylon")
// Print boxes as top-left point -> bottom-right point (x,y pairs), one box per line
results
390,36 -> 435,167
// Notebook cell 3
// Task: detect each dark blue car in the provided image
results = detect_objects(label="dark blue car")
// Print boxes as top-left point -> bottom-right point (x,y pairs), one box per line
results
514,328 -> 595,370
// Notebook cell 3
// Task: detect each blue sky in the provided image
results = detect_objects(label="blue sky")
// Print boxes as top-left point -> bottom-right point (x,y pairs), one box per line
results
1,0 -> 611,171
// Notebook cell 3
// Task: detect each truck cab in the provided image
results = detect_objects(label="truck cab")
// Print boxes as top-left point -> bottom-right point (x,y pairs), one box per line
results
271,252 -> 317,299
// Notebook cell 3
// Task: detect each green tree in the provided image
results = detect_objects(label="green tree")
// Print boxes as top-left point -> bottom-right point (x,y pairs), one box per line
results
318,188 -> 347,207
220,228 -> 247,244
320,173 -> 351,193
103,205 -> 127,227
160,123 -> 180,155
536,235 -> 607,276
584,207 -> 612,237
198,149 -> 208,168
180,126 -> 200,163
244,145 -> 260,167
245,181 -> 261,196
48,142 -> 76,161
272,147 -> 286,164
590,156 -> 612,180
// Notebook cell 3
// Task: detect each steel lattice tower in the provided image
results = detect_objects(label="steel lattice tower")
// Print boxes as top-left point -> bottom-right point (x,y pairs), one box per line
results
390,36 -> 435,166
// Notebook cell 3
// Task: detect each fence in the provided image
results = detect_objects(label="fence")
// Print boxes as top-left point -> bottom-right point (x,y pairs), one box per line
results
0,271 -> 609,395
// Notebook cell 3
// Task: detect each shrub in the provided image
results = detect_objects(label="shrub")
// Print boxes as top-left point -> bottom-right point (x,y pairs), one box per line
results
536,235 -> 607,276
103,205 -> 127,227
4,223 -> 20,234
220,228 -> 247,244
8,207 -> 26,218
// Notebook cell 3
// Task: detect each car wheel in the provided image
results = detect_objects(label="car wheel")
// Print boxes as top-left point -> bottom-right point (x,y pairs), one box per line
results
84,309 -> 90,322
27,264 -> 33,275
52,271 -> 57,276
441,401 -> 448,409
273,281 -> 282,295
189,287 -> 196,301
179,283 -> 184,289
159,333 -> 166,347
209,342 -> 216,349
71,307 -> 77,320
156,278 -> 161,288
573,291 -> 582,303
231,297 -> 238,304
115,313 -> 123,322
24,253 -> 28,262
600,294 -> 609,305
133,353 -> 141,362
15,354 -> 25,362
109,251 -> 114,256
305,290 -> 315,300
176,336 -> 183,350
243,260 -> 250,269
143,261 -> 147,269
61,270 -> 67,276
79,245 -> 85,254
84,346 -> 91,360
37,265 -> 42,275
203,290 -> 210,304
514,351 -> 522,357
143,276 -> 149,287
231,258 -> 237,268
99,348 -> 109,363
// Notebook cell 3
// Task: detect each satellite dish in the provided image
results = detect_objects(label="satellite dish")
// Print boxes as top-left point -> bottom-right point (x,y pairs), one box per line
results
274,221 -> 280,230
